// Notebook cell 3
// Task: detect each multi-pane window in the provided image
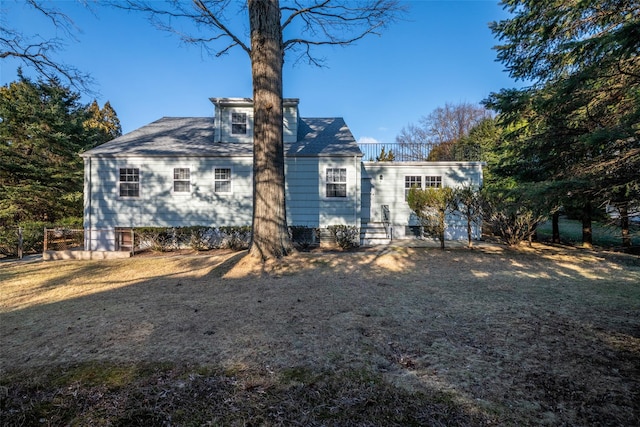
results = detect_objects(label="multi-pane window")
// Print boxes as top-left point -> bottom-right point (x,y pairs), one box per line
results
231,113 -> 247,135
404,175 -> 422,199
405,175 -> 442,199
173,168 -> 191,193
326,168 -> 347,198
425,176 -> 442,188
214,168 -> 231,193
119,168 -> 139,197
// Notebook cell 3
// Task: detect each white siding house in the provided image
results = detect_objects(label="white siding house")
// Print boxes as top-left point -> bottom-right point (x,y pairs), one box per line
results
360,161 -> 484,242
81,97 -> 483,251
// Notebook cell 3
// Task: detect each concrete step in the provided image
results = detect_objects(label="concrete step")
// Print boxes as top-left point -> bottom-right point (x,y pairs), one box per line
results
360,223 -> 388,236
319,227 -> 337,248
361,237 -> 391,246
360,222 -> 391,246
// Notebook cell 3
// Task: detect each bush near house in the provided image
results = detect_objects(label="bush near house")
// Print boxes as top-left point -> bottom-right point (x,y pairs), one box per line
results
327,225 -> 360,250
134,226 -> 252,252
289,226 -> 319,250
133,226 -> 364,253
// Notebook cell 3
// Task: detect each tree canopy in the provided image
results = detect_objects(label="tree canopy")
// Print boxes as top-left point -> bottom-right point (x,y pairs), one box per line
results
0,73 -> 121,225
485,0 -> 640,246
396,102 -> 491,161
85,100 -> 123,148
407,186 -> 457,250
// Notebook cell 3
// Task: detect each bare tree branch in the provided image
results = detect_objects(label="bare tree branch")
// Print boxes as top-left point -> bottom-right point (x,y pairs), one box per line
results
26,0 -> 79,37
397,102 -> 492,161
281,0 -> 330,30
115,0 -> 405,66
281,0 -> 404,65
193,0 -> 251,55
114,1 -> 250,58
1,0 -> 93,92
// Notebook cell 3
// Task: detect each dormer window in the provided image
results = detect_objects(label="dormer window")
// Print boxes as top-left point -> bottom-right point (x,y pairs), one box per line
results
231,113 -> 247,135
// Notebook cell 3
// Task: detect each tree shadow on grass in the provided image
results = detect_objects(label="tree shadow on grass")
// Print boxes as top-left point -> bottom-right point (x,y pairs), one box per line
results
1,360 -> 495,426
0,245 -> 639,425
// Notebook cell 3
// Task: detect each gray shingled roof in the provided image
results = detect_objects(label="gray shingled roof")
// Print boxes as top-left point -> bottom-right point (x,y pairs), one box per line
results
291,117 -> 362,157
81,116 -> 362,158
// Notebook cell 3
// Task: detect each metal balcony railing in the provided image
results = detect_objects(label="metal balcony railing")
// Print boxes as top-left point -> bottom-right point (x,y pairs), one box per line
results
358,142 -> 483,162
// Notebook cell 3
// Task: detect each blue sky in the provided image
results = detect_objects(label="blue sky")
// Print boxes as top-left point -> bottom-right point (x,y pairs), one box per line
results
1,1 -> 517,145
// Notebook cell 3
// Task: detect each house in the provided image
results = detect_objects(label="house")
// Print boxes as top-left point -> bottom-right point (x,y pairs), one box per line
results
360,161 -> 484,242
81,98 -> 484,251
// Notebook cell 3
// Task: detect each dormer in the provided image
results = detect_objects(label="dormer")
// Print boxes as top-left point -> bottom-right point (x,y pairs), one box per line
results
210,97 -> 300,143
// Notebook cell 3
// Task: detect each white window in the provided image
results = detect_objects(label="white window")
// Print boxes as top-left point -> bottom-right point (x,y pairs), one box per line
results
425,176 -> 442,188
214,168 -> 231,193
231,113 -> 247,135
326,168 -> 347,198
405,175 -> 422,200
173,168 -> 191,193
119,168 -> 139,197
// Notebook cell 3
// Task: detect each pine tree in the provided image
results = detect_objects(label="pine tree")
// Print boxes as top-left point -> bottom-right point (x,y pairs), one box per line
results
376,147 -> 395,162
84,100 -> 122,147
0,72 -> 107,225
487,0 -> 640,247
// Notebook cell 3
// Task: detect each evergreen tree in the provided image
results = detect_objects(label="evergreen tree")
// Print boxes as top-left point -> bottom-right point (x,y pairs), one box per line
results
101,101 -> 122,140
487,0 -> 640,246
84,100 -> 122,147
457,117 -> 502,172
0,72 -> 119,225
376,147 -> 395,162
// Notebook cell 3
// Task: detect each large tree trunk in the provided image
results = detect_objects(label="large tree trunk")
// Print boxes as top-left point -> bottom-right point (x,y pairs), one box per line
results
439,212 -> 446,250
247,0 -> 293,260
552,210 -> 560,243
619,201 -> 631,248
582,201 -> 593,249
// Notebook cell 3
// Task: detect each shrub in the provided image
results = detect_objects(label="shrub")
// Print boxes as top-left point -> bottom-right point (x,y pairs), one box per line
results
453,185 -> 484,248
183,226 -> 212,251
483,193 -> 546,246
55,217 -> 83,228
21,222 -> 50,253
133,226 -> 251,252
218,226 -> 251,250
0,226 -> 19,256
134,227 -> 177,252
289,226 -> 318,250
407,187 -> 457,250
327,225 -> 360,250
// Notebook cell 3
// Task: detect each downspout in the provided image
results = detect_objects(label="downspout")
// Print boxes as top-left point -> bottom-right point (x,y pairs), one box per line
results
354,155 -> 358,226
87,157 -> 92,250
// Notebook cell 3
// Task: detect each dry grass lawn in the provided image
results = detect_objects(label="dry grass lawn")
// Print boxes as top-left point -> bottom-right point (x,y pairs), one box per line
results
1,243 -> 639,425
